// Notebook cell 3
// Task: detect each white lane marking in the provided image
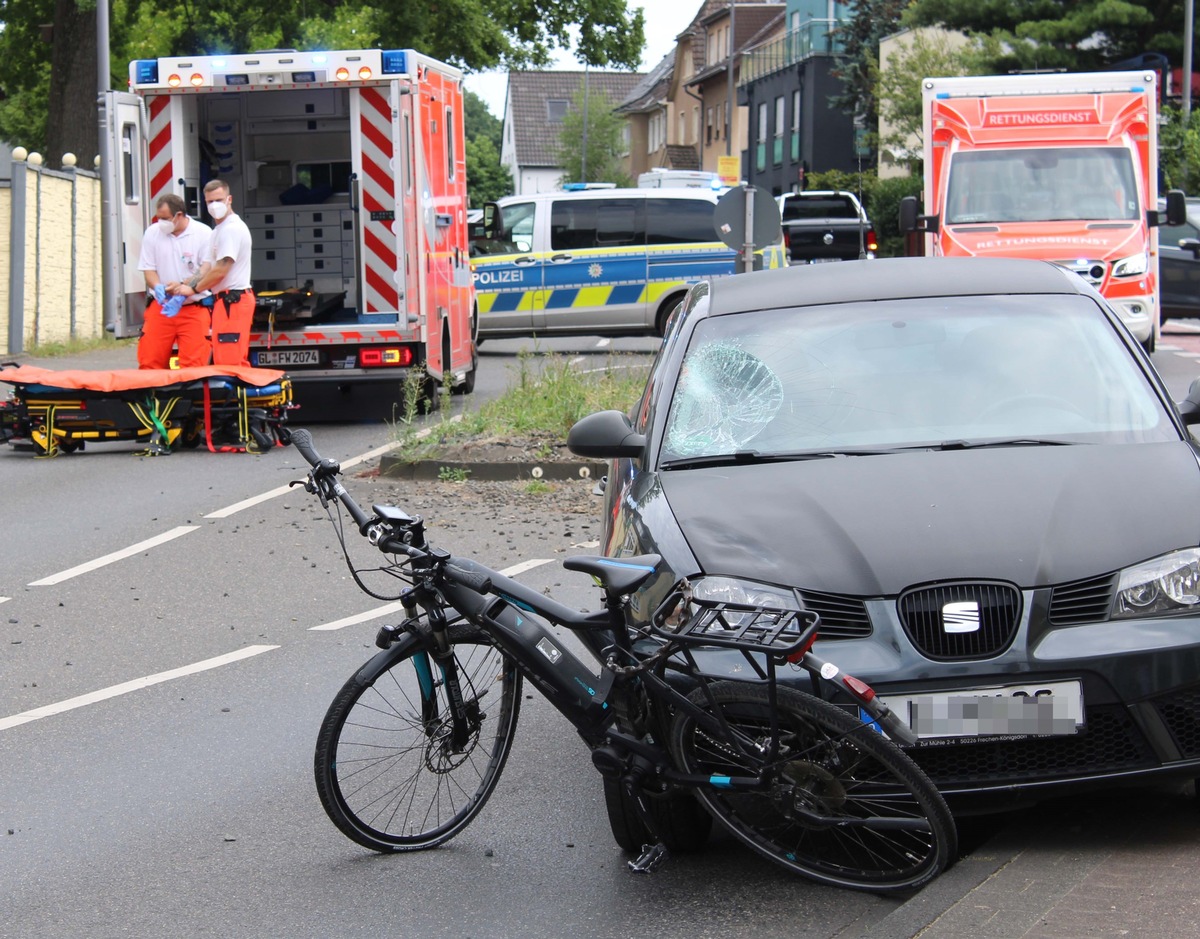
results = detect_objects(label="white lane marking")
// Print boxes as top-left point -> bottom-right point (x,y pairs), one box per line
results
204,419 -> 460,520
1174,352 -> 1200,359
595,338 -> 612,348
0,645 -> 279,732
0,597 -> 9,604
28,526 -> 200,587
309,558 -> 556,631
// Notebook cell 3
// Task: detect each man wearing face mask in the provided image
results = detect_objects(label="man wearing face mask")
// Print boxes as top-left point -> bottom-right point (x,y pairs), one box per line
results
136,193 -> 213,369
170,179 -> 254,367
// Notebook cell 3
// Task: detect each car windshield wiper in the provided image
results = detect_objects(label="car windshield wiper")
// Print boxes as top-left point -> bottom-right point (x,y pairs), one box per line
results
660,448 -> 901,469
933,438 -> 1078,450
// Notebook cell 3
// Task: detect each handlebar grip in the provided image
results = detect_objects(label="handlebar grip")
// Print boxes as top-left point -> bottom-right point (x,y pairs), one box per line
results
444,558 -> 494,595
290,428 -> 321,467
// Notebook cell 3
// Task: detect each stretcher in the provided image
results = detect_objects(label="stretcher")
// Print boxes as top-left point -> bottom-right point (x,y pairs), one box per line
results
0,363 -> 294,457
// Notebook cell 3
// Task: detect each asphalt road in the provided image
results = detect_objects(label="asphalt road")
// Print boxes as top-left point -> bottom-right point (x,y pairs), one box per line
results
0,335 -> 904,939
4,327 -> 1200,939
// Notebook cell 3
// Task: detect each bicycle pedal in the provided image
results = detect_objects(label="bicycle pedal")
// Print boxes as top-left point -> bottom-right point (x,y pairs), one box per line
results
627,842 -> 669,874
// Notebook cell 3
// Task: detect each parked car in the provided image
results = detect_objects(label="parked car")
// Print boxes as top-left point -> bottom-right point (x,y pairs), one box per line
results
777,189 -> 876,263
569,256 -> 1200,810
1158,195 -> 1200,322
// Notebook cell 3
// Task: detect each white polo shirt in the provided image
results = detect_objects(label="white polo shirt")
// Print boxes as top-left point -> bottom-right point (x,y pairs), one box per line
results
138,218 -> 213,286
210,212 -> 254,292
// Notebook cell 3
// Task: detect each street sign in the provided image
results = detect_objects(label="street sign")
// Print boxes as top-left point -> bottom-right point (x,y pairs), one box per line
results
717,155 -> 740,187
713,186 -> 782,273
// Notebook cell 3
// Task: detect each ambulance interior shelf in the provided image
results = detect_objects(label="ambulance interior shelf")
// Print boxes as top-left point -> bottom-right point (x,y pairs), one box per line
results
253,287 -> 347,327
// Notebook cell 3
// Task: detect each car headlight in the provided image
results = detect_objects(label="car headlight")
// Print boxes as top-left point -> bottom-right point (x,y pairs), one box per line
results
689,576 -> 801,629
1112,252 -> 1148,278
1112,548 -> 1200,618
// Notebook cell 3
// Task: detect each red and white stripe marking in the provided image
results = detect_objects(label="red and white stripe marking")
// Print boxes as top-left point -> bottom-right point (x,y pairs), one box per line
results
357,86 -> 400,313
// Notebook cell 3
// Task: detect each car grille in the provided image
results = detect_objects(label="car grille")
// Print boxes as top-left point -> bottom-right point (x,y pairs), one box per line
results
1152,688 -> 1200,758
1048,573 -> 1117,625
897,582 -> 1020,660
799,590 -> 872,640
1054,258 -> 1107,287
908,704 -> 1156,787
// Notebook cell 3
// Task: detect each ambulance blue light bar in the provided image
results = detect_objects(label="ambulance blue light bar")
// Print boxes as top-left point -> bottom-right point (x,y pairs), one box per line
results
134,60 -> 159,84
381,50 -> 407,74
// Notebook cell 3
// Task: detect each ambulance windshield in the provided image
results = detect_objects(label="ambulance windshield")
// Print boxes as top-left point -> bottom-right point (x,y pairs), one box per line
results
945,147 -> 1139,224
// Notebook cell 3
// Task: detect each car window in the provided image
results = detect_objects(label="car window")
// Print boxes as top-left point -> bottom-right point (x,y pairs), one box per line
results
1160,217 -> 1200,248
477,201 -> 534,254
780,195 -> 858,222
660,295 -> 1175,461
550,199 -> 645,250
646,198 -> 719,244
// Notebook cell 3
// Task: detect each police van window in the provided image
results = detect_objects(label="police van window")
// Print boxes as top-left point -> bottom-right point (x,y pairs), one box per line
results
550,199 -> 644,250
497,201 -> 535,253
647,198 -> 718,244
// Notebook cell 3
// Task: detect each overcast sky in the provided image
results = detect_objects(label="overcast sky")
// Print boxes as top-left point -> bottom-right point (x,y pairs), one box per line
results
463,4 -> 688,118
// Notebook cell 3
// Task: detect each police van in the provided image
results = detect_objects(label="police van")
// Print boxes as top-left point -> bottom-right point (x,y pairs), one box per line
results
469,188 -> 785,339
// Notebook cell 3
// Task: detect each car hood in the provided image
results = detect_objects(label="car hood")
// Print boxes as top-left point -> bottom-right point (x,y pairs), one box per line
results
659,442 -> 1200,596
942,221 -> 1143,262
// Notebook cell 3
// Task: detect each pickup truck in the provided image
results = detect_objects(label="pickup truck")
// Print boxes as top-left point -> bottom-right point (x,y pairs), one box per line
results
777,190 -> 876,263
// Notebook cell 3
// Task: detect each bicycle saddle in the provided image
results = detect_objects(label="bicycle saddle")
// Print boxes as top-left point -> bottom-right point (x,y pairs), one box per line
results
563,554 -> 662,596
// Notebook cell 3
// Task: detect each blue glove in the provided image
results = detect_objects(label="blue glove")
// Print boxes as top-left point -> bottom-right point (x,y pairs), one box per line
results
161,293 -> 186,318
153,284 -> 168,305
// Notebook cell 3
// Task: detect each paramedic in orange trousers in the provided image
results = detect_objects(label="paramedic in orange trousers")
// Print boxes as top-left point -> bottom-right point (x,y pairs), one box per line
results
137,193 -> 213,368
170,179 -> 254,367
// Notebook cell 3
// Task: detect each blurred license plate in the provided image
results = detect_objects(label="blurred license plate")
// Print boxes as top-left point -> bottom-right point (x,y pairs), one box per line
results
255,349 -> 320,366
808,258 -> 842,264
879,680 -> 1084,739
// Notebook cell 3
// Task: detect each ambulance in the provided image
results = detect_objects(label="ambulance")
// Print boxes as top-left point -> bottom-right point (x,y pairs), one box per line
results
900,70 -> 1185,352
102,48 -> 477,407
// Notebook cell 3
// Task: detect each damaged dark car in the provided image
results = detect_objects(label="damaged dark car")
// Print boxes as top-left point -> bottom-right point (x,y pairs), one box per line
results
569,256 -> 1200,809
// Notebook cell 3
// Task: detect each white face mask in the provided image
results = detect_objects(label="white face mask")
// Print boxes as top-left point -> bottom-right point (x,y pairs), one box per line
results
157,218 -> 174,234
207,201 -> 228,220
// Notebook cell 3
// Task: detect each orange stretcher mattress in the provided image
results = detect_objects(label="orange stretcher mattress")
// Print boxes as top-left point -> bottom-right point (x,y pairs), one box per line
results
0,364 -> 286,394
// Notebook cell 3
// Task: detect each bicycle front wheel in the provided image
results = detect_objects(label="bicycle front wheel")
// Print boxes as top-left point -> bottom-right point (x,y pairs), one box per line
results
668,681 -> 956,893
314,629 -> 521,852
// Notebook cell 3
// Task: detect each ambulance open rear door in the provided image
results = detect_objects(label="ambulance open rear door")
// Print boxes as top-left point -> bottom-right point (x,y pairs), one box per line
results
101,90 -> 151,339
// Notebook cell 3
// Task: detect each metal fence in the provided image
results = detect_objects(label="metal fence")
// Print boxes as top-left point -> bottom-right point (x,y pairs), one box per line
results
0,155 -> 104,357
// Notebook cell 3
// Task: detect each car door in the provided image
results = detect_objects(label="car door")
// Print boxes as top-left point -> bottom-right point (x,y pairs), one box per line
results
1158,209 -> 1200,321
472,199 -> 543,334
541,197 -> 647,332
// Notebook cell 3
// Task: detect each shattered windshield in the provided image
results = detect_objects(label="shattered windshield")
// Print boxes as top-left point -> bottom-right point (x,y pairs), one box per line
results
659,295 -> 1175,462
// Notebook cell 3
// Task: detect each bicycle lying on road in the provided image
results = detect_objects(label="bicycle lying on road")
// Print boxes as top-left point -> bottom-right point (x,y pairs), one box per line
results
290,429 -> 957,893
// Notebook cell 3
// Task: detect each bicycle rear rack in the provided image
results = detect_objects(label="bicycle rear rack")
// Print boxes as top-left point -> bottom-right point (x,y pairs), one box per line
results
651,590 -> 820,658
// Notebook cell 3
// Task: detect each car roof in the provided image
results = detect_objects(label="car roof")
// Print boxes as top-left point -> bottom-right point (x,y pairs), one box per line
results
497,188 -> 718,205
703,257 -> 1088,316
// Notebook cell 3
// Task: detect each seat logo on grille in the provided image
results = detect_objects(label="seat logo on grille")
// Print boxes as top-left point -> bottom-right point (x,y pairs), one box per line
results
942,601 -> 981,633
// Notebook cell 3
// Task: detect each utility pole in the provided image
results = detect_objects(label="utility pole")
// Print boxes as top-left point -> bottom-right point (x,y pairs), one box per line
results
726,0 -> 735,157
581,65 -> 590,183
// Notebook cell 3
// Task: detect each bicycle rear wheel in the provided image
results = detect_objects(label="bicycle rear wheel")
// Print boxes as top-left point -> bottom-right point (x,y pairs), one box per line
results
668,681 -> 955,893
314,628 -> 521,851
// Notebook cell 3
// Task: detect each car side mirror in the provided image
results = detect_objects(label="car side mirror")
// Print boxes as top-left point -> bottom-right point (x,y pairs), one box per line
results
1176,377 -> 1200,425
1152,189 -> 1188,227
899,195 -> 939,234
567,410 -> 646,458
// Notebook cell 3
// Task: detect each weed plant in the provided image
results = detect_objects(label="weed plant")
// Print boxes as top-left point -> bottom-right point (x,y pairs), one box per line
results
393,351 -> 647,461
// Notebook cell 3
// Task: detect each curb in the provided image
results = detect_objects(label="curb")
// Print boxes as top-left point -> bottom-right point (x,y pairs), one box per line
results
379,453 -> 607,482
853,834 -> 1022,939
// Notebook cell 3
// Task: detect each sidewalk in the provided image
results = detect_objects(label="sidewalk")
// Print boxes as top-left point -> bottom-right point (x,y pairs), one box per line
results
871,783 -> 1200,939
3,338 -> 139,372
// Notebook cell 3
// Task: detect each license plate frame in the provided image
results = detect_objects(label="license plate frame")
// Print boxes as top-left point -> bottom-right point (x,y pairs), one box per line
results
254,349 -> 321,367
879,679 -> 1084,740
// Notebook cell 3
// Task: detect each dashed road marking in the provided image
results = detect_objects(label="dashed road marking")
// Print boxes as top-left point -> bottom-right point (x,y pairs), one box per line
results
28,526 -> 200,587
309,558 -> 556,631
0,645 -> 279,731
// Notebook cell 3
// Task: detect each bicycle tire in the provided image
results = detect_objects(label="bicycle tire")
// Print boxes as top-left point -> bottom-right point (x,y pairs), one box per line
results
601,776 -> 713,853
314,628 -> 521,852
668,681 -> 956,893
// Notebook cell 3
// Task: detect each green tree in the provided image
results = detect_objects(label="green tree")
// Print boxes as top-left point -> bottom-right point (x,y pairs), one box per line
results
1160,106 -> 1200,191
0,0 -> 646,157
557,83 -> 632,186
467,135 -> 513,205
833,0 -> 910,136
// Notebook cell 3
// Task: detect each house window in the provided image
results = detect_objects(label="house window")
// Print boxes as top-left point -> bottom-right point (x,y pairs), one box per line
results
693,106 -> 700,145
546,98 -> 568,122
773,96 -> 785,166
756,102 -> 768,172
791,90 -> 801,162
706,107 -> 713,145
